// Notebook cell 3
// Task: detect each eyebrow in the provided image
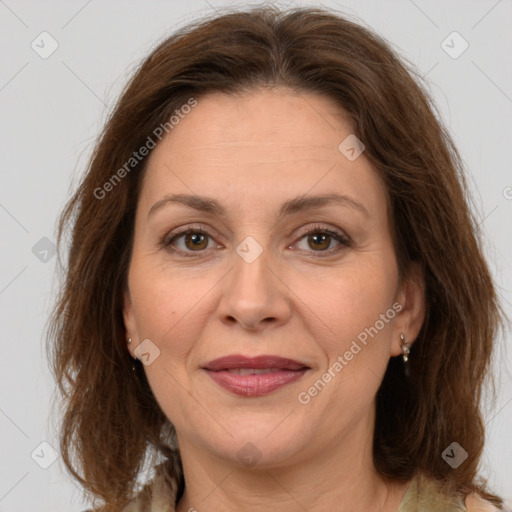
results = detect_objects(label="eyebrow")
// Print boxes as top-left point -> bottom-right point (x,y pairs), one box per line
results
147,192 -> 370,220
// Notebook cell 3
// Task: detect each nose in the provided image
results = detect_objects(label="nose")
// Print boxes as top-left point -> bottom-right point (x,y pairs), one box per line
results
216,243 -> 292,332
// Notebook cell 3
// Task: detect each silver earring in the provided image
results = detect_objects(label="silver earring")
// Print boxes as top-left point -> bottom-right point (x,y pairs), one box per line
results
400,333 -> 411,363
127,338 -> 136,371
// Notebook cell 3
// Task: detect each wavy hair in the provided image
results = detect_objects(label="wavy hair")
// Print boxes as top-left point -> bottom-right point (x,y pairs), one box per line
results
47,5 -> 506,510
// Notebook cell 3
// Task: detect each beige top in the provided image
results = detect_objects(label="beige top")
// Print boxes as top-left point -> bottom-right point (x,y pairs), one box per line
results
119,463 -> 500,512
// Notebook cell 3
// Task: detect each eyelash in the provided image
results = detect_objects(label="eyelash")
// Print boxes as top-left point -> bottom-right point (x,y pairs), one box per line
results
160,223 -> 351,258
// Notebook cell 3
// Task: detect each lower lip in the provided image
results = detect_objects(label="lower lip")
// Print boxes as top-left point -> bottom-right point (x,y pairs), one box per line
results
203,369 -> 308,397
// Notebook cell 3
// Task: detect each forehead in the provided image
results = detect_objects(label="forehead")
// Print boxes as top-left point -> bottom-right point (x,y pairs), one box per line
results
158,89 -> 351,155
139,89 -> 387,219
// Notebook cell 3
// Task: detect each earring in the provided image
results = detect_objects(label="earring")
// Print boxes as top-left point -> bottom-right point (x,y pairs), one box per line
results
127,338 -> 136,371
400,333 -> 411,363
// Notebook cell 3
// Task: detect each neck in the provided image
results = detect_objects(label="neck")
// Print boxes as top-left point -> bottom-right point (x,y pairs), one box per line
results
175,422 -> 409,512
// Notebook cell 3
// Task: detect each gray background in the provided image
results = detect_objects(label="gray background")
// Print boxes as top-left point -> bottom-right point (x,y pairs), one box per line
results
1,0 -> 511,510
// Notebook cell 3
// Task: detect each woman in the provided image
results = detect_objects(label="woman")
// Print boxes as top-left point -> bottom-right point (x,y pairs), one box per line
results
47,6 -> 507,511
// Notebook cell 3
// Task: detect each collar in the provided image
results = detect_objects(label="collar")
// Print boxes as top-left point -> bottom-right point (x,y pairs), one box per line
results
123,465 -> 481,512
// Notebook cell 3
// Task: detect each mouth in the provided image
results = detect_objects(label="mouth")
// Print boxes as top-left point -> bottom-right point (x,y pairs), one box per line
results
201,355 -> 310,397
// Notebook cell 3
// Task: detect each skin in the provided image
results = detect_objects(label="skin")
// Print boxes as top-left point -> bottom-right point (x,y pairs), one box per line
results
123,88 -> 425,511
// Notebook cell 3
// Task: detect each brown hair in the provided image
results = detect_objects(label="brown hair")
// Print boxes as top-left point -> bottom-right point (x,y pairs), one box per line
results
47,5 -> 506,510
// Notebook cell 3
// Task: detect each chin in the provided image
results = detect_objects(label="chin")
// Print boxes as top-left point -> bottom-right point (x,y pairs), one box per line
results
193,418 -> 315,470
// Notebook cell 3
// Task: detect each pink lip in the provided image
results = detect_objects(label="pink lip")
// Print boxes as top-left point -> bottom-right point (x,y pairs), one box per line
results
202,355 -> 310,397
203,355 -> 308,371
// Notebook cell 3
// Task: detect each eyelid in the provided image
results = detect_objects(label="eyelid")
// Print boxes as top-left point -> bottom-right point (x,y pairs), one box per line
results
293,223 -> 349,241
161,223 -> 223,252
164,223 -> 220,241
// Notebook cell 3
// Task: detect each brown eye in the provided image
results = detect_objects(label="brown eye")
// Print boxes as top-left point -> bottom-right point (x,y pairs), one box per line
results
307,233 -> 332,251
163,229 -> 216,255
294,226 -> 351,256
183,232 -> 209,251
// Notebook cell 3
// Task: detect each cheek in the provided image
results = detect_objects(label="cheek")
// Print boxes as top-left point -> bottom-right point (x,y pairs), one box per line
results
129,268 -> 214,420
130,257 -> 199,331
298,268 -> 397,416
129,262 -> 219,365
295,261 -> 397,350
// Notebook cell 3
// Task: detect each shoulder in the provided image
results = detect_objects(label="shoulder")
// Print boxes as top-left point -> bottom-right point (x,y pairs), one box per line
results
464,492 -> 501,512
399,473 -> 501,512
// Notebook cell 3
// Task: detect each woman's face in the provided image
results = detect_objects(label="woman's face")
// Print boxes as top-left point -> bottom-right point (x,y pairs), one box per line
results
124,89 -> 424,469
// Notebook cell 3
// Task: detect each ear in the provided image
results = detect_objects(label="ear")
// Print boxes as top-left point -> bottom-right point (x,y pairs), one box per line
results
390,262 -> 426,357
123,287 -> 138,358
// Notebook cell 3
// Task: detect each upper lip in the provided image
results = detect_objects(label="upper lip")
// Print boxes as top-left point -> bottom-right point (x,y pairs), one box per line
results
202,355 -> 310,371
